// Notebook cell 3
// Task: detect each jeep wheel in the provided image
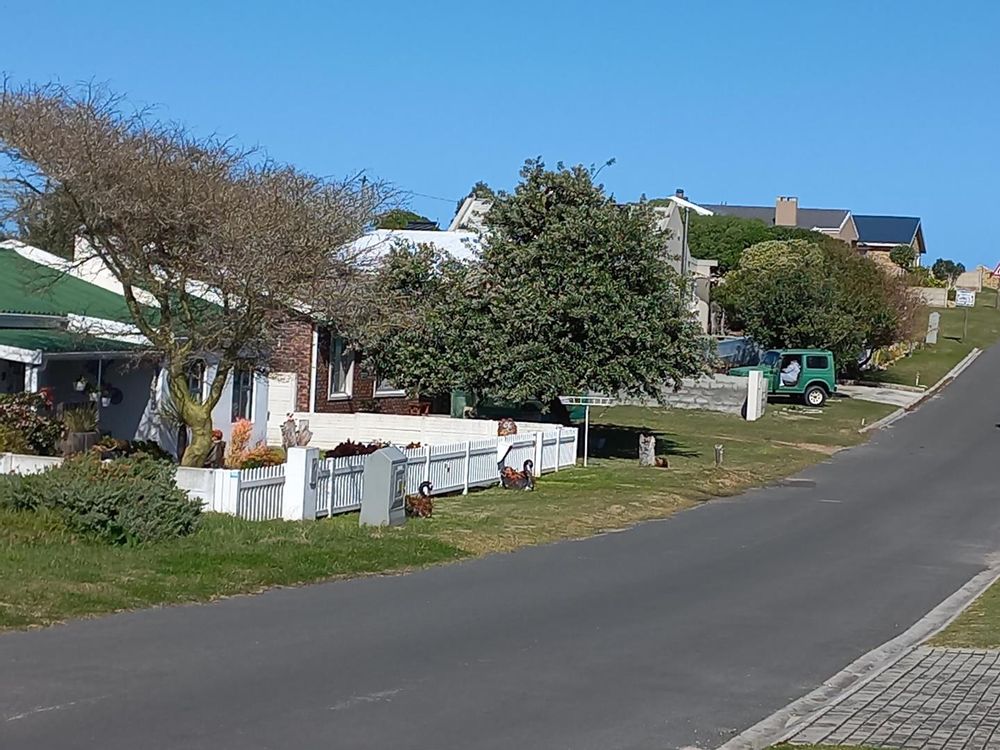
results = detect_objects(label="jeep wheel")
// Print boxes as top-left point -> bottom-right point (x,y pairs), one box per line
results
804,385 -> 827,407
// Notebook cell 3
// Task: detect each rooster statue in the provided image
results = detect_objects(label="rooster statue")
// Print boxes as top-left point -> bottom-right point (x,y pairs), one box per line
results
498,458 -> 535,491
405,481 -> 434,518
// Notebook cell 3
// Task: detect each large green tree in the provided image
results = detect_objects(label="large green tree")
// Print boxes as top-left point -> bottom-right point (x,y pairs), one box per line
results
685,213 -> 848,273
362,160 -> 707,416
717,239 -> 921,368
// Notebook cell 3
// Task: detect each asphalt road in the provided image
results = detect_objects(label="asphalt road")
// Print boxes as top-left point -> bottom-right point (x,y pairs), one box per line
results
3,348 -> 1000,750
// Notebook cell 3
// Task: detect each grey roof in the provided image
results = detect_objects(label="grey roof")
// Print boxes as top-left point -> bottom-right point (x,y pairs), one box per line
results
854,215 -> 921,247
702,204 -> 849,231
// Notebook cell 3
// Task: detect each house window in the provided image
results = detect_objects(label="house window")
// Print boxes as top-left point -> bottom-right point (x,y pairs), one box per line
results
186,360 -> 205,403
328,337 -> 354,399
374,373 -> 405,397
231,366 -> 254,421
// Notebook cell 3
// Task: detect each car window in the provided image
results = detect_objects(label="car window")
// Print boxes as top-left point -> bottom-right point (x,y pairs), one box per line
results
805,355 -> 829,370
761,351 -> 780,367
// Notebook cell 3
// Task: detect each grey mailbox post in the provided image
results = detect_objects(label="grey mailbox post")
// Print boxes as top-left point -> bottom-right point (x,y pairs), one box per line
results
359,446 -> 408,527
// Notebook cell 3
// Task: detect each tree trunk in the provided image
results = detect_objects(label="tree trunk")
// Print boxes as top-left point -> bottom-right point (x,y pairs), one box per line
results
181,407 -> 214,467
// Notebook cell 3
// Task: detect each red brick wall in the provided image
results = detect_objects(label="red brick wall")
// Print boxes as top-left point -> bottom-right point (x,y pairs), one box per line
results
270,318 -> 314,412
270,320 -> 431,415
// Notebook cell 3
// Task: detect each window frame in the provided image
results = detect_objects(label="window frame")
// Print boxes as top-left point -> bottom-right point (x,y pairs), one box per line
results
373,372 -> 406,398
327,337 -> 354,400
805,355 -> 829,371
230,365 -> 255,422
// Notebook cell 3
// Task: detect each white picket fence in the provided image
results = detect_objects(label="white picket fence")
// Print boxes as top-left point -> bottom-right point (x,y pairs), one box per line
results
213,427 -> 579,522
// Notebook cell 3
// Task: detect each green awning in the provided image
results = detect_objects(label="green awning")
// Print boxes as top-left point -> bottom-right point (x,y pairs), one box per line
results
0,329 -> 146,356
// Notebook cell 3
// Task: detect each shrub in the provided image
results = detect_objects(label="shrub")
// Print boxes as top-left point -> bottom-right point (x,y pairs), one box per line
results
0,454 -> 200,544
62,405 -> 98,432
236,444 -> 285,469
0,393 -> 62,455
0,423 -> 31,453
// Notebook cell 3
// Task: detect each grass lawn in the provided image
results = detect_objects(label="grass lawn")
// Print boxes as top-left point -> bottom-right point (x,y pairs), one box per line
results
873,287 -> 1000,387
0,397 -> 894,629
928,577 -> 1000,649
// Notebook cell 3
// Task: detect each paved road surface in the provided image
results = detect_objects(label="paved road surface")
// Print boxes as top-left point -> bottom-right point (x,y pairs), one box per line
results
2,347 -> 1000,750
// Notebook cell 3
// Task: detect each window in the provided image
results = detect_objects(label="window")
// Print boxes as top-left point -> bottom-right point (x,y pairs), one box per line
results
374,373 -> 405,397
230,366 -> 254,421
328,337 -> 354,399
761,351 -> 780,368
185,360 -> 205,403
805,355 -> 829,370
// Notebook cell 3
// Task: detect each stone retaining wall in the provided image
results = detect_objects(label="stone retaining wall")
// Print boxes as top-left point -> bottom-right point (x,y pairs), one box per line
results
620,375 -> 749,415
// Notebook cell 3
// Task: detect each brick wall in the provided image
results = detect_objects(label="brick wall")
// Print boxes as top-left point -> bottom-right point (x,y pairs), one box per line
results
271,318 -> 314,412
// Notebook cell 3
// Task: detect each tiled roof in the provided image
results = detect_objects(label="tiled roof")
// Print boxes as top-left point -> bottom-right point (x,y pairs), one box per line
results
854,215 -> 921,246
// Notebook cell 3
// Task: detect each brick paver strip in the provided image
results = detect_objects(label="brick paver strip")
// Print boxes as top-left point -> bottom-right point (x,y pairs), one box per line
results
789,647 -> 1000,749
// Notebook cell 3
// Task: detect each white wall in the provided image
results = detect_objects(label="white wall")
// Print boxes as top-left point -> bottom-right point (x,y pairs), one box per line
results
266,411 -> 554,449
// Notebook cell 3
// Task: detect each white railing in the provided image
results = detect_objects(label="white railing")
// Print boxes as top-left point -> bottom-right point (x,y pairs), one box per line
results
1,426 -> 580,523
311,427 -> 578,518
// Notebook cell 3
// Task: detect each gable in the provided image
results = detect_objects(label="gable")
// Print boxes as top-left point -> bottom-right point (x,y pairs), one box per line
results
854,215 -> 921,246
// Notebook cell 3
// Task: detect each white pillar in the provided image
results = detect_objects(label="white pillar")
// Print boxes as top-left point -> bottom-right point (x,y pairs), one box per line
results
24,365 -> 39,392
534,431 -> 544,472
282,446 -> 320,521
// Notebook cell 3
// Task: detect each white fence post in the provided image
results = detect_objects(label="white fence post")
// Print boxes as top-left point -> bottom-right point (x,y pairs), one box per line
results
283,446 -> 320,521
462,440 -> 471,495
0,452 -> 11,474
534,431 -> 543,472
423,444 -> 431,484
220,470 -> 241,515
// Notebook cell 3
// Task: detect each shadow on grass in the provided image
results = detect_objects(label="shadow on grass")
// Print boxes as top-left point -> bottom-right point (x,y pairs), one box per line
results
588,424 -> 701,460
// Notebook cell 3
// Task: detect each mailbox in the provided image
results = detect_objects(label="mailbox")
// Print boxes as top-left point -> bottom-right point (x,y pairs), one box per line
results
359,446 -> 408,527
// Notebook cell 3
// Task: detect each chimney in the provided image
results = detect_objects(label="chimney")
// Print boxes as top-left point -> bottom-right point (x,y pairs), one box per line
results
775,196 -> 798,227
675,188 -> 686,199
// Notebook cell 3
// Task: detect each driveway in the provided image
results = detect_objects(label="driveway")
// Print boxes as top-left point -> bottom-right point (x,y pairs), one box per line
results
2,347 -> 999,750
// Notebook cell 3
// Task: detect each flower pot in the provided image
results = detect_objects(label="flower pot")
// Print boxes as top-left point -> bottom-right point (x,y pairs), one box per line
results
74,378 -> 87,392
64,431 -> 99,456
88,392 -> 99,402
101,396 -> 111,407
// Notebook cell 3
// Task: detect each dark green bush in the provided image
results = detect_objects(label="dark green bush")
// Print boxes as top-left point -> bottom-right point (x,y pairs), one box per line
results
0,393 -> 62,455
0,454 -> 200,544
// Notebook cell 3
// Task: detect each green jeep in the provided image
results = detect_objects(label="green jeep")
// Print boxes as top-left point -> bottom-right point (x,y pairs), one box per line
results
729,348 -> 837,407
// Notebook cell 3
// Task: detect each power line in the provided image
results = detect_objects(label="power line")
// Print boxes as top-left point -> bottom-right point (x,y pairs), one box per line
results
407,190 -> 463,204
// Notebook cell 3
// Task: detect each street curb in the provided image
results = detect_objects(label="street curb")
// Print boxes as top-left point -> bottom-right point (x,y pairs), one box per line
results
713,564 -> 1000,750
858,347 -> 982,434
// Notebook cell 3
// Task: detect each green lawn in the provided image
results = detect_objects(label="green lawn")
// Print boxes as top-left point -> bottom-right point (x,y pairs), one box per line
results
874,287 -> 1000,387
928,577 -> 1000,648
0,397 -> 893,629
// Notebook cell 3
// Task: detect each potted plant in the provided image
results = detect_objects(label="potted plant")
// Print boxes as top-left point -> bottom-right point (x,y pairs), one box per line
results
62,405 -> 100,455
74,376 -> 88,392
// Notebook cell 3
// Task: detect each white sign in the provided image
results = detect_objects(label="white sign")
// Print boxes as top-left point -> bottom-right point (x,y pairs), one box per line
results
745,370 -> 767,421
955,290 -> 976,308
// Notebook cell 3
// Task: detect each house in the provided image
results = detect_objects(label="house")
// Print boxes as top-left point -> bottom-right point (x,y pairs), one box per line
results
0,240 -> 269,455
266,228 -> 483,422
853,214 -> 926,269
701,196 -> 859,245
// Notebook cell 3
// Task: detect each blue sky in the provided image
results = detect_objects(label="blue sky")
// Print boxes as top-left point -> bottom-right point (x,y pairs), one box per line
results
2,1 -> 997,267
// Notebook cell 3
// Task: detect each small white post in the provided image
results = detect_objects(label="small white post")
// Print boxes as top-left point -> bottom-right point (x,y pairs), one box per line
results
221,470 -> 241,516
462,440 -> 471,494
583,405 -> 590,467
423,444 -> 431,484
282,446 -> 319,521
554,430 -> 562,471
534,431 -> 544,473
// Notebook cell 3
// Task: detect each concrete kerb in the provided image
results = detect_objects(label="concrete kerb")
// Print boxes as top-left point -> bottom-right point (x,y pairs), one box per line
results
857,347 -> 982,434
713,563 -> 1000,750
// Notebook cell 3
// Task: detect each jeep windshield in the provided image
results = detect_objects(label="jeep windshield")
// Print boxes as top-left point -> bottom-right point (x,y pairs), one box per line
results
761,350 -> 780,367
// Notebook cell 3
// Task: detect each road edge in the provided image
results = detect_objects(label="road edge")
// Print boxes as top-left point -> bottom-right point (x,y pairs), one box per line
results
712,563 -> 1000,750
858,347 -> 982,433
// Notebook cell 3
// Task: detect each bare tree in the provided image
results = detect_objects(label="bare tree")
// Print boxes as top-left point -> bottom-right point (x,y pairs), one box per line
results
0,81 -> 387,465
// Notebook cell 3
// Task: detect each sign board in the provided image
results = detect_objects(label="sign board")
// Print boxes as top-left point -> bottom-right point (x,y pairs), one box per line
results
559,394 -> 615,467
359,446 -> 407,527
925,311 -> 941,345
955,290 -> 976,308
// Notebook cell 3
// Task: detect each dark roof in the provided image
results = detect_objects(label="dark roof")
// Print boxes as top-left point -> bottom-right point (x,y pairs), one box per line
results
702,204 -> 849,231
853,215 -> 921,246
